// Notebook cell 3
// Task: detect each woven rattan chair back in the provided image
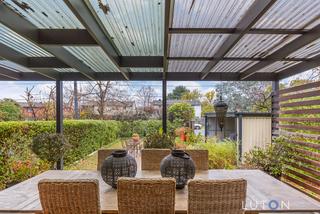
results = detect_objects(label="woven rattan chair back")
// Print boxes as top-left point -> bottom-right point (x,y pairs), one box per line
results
117,178 -> 176,214
188,179 -> 247,214
38,179 -> 101,214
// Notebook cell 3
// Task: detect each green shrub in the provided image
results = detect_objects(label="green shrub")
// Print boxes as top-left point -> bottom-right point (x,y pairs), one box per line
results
31,133 -> 70,168
144,129 -> 175,149
243,137 -> 293,178
0,133 -> 50,189
193,138 -> 237,169
168,102 -> 195,125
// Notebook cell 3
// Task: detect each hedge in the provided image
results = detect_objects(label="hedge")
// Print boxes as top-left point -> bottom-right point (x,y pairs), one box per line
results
118,120 -> 162,138
0,120 -> 121,165
0,119 -> 163,189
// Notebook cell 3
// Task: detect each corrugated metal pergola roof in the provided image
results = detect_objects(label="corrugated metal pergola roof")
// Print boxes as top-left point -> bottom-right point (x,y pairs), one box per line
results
0,0 -> 320,81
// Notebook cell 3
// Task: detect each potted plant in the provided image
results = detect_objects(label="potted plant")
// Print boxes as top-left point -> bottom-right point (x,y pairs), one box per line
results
141,129 -> 174,170
31,133 -> 70,169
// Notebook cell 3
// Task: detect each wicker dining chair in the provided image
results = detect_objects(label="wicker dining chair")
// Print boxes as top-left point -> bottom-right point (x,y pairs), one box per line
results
188,179 -> 247,214
38,179 -> 101,214
117,178 -> 176,214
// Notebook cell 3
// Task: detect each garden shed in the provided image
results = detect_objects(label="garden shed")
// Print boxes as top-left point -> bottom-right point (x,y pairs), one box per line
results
205,112 -> 272,159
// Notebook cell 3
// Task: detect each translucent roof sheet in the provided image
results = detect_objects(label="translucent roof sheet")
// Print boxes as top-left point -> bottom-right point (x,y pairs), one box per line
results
130,68 -> 163,72
173,0 -> 255,28
170,34 -> 228,57
254,0 -> 320,29
54,68 -> 78,73
64,46 -> 118,72
88,0 -> 164,56
288,38 -> 320,59
0,60 -> 34,72
0,23 -> 52,57
255,61 -> 301,73
3,0 -> 83,29
226,34 -> 299,58
210,60 -> 258,73
168,61 -> 208,73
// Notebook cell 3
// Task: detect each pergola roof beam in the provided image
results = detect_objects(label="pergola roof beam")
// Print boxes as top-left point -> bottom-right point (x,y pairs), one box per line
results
28,57 -> 69,68
0,65 -> 21,80
64,0 -> 130,80
0,72 -> 276,81
277,55 -> 320,80
169,28 -> 310,35
38,29 -> 96,46
163,0 -> 174,79
168,57 -> 309,62
0,44 -> 58,80
34,28 -> 315,46
120,56 -> 163,68
0,3 -> 96,80
240,23 -> 320,80
200,0 -> 277,80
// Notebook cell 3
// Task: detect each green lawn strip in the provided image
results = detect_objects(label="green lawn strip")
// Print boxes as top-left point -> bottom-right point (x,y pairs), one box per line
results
65,140 -> 124,170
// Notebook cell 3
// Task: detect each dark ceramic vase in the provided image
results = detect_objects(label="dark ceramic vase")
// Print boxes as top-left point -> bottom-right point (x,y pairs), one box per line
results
160,149 -> 195,189
101,150 -> 137,188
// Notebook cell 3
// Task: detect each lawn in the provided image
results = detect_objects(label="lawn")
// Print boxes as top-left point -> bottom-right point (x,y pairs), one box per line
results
66,140 -> 123,170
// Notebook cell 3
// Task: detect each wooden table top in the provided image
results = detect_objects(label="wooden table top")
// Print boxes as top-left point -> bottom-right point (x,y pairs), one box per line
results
0,170 -> 319,213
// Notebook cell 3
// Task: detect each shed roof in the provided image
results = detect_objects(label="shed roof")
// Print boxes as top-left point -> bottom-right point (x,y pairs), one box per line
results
0,0 -> 320,81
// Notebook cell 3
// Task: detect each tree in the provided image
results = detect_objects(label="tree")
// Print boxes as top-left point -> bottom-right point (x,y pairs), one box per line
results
0,99 -> 21,121
23,86 -> 37,120
215,82 -> 272,112
201,101 -> 214,116
168,102 -> 195,125
167,86 -> 190,100
204,90 -> 215,103
85,81 -> 113,119
201,90 -> 215,116
136,86 -> 156,111
41,85 -> 56,121
181,89 -> 201,101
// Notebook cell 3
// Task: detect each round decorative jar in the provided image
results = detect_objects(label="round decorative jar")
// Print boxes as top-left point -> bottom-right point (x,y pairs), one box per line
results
160,150 -> 196,189
101,150 -> 137,188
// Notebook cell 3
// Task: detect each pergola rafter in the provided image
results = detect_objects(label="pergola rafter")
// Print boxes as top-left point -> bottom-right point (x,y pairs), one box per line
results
0,3 -> 96,80
277,54 -> 320,80
0,43 -> 59,79
200,0 -> 277,80
240,23 -> 320,80
0,64 -> 21,80
63,0 -> 130,80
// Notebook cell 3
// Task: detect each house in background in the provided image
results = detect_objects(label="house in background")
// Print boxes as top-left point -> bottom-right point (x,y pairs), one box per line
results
81,100 -> 136,119
19,102 -> 46,120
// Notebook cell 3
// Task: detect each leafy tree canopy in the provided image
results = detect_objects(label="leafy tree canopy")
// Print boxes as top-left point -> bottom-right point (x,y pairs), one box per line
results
0,99 -> 21,121
168,102 -> 195,124
181,89 -> 201,101
215,82 -> 273,112
167,86 -> 190,100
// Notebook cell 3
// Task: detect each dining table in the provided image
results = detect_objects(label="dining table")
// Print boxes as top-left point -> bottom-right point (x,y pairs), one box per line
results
0,169 -> 319,213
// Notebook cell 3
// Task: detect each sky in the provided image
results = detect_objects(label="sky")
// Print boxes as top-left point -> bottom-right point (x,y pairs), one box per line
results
0,69 -> 314,102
